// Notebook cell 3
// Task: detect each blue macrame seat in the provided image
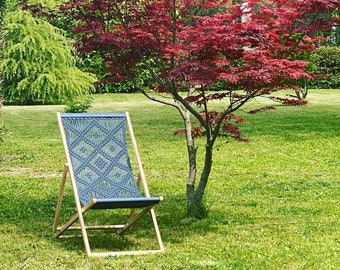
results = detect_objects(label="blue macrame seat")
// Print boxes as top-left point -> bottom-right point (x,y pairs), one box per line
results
53,112 -> 164,256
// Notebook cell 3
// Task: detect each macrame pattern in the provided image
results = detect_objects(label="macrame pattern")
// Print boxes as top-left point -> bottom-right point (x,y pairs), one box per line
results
61,113 -> 141,206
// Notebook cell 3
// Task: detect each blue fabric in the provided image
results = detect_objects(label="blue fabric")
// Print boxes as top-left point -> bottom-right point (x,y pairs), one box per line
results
60,113 -> 143,206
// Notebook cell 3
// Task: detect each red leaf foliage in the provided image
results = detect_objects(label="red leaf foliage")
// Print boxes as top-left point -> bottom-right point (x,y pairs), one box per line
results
248,106 -> 276,115
185,92 -> 228,106
65,0 -> 339,90
62,0 -> 338,143
174,129 -> 186,136
269,96 -> 308,106
175,111 -> 248,142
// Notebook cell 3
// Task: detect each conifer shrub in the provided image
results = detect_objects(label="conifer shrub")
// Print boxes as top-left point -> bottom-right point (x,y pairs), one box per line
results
0,10 -> 95,104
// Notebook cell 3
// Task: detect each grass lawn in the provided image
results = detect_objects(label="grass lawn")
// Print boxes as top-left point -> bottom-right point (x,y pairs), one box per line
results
0,90 -> 339,269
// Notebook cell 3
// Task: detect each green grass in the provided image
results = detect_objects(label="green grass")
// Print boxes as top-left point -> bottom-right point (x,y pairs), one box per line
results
0,90 -> 339,269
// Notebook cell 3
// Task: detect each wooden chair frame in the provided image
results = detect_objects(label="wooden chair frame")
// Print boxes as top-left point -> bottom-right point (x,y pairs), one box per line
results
53,112 -> 164,256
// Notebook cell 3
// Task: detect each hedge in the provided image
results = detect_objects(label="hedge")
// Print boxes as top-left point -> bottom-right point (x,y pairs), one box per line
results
308,46 -> 340,89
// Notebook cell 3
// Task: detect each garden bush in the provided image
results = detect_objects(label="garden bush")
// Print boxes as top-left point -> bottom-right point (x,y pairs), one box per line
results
64,96 -> 93,113
308,46 -> 340,89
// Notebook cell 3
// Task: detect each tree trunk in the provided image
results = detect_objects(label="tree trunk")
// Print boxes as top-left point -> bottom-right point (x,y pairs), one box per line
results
177,101 -> 214,219
186,142 -> 213,219
184,110 -> 199,218
180,104 -> 214,219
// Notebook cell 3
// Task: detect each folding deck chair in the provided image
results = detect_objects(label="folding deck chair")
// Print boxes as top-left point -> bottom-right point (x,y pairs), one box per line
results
53,112 -> 164,256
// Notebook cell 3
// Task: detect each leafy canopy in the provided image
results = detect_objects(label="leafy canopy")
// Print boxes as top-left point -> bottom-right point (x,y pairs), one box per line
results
66,2 -> 335,87
61,0 -> 340,137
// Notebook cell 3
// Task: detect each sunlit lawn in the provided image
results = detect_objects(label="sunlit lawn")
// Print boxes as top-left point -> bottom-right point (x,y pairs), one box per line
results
0,90 -> 339,269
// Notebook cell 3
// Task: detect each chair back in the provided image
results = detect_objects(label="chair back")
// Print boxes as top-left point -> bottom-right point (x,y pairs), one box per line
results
59,113 -> 142,206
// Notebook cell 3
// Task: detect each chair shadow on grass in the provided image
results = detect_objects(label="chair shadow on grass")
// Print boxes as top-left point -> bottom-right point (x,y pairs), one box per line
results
51,192 -> 228,252
0,181 -> 234,254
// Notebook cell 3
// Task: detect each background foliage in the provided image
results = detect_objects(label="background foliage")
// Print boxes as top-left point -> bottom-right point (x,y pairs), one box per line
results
308,46 -> 340,89
10,0 -> 340,95
0,4 -> 95,104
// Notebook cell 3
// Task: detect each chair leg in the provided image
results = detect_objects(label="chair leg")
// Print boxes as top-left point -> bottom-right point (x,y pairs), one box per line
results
55,211 -> 80,237
55,204 -> 164,255
58,194 -> 93,255
78,209 -> 91,256
53,164 -> 68,233
55,200 -> 95,237
119,207 -> 164,252
150,208 -> 164,252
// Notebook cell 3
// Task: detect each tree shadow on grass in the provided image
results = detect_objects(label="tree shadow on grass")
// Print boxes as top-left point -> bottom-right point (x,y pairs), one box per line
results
0,179 -> 236,255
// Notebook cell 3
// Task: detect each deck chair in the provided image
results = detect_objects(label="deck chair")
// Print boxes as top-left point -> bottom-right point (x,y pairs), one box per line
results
53,112 -> 164,256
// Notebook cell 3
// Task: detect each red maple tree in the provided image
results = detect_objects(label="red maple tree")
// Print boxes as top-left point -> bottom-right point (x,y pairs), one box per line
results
62,0 -> 339,218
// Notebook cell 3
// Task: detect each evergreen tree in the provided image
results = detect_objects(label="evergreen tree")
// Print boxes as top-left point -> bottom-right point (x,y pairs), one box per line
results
0,9 -> 95,104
